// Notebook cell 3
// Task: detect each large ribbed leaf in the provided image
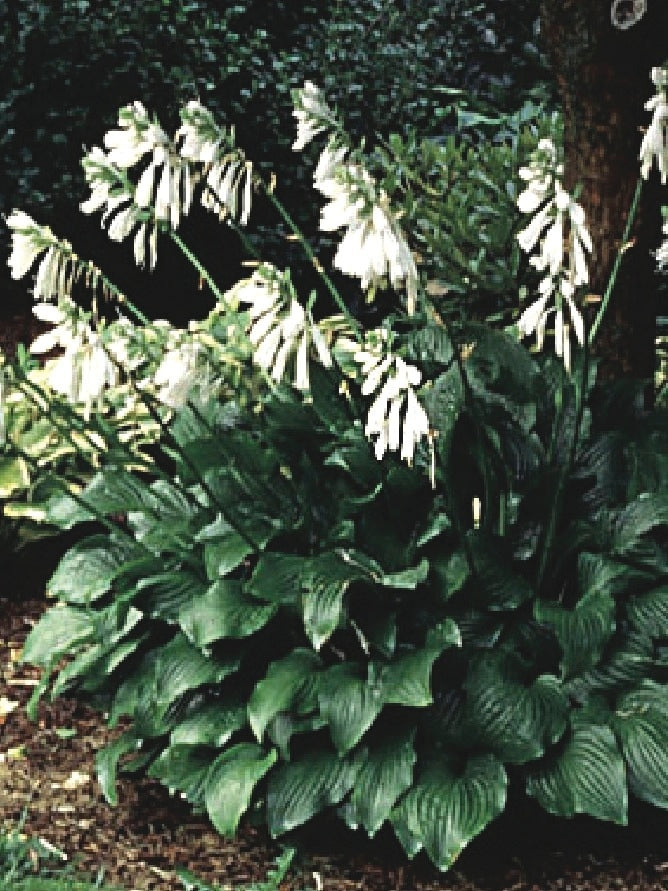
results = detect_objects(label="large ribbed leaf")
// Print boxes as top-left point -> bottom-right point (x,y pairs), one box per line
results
247,553 -> 304,605
390,754 -> 507,870
525,724 -> 627,824
578,552 -> 652,600
613,682 -> 668,809
342,727 -> 416,837
612,493 -> 668,555
318,664 -> 385,753
47,534 -> 142,604
381,620 -> 461,708
626,586 -> 668,638
0,455 -> 29,498
267,749 -> 362,837
153,633 -> 240,713
302,552 -> 370,651
566,631 -> 653,700
534,590 -> 616,679
135,571 -> 208,622
463,653 -> 568,764
196,514 -> 256,579
204,744 -> 277,835
170,699 -> 247,747
469,533 -> 534,611
178,580 -> 277,645
96,729 -> 140,805
249,649 -> 322,742
22,605 -> 95,666
147,743 -> 212,807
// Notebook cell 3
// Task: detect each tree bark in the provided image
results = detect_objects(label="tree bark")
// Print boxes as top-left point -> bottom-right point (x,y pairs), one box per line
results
540,1 -> 668,395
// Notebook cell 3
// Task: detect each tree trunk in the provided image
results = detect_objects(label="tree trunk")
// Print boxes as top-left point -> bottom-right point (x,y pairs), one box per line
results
540,1 -> 668,396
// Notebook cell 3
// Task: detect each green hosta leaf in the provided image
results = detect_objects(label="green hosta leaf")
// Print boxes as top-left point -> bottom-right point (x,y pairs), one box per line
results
96,730 -> 140,806
205,743 -> 277,835
136,571 -> 207,622
613,682 -> 668,809
612,493 -> 668,555
342,727 -> 416,837
318,664 -> 385,754
462,653 -> 568,764
170,699 -> 247,747
148,744 -> 212,807
196,514 -> 255,579
302,552 -> 370,651
578,552 -> 652,600
48,534 -> 143,604
268,714 -> 327,761
153,633 -> 240,713
526,724 -> 627,824
381,620 -> 461,708
0,455 -> 29,498
627,586 -> 668,638
422,364 -> 464,462
52,633 -> 147,699
390,754 -> 507,870
267,749 -> 362,837
247,553 -> 304,606
565,631 -> 653,700
21,605 -> 95,667
178,580 -> 277,645
534,590 -> 616,679
249,649 -> 322,742
468,532 -> 533,611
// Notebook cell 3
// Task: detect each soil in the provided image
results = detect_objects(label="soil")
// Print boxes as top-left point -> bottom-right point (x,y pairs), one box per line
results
2,596 -> 668,891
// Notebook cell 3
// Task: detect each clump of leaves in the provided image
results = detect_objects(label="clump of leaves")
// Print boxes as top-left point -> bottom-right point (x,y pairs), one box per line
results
13,83 -> 668,874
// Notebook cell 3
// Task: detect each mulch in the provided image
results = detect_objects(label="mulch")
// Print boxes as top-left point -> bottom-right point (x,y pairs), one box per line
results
2,596 -> 668,891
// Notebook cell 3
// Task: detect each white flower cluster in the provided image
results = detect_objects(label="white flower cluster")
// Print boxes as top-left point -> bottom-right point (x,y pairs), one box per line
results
516,138 -> 591,369
640,66 -> 668,184
354,342 -> 430,463
80,100 -> 251,269
29,301 -> 118,414
177,101 -> 253,225
6,211 -> 76,302
292,82 -> 418,316
226,264 -> 332,391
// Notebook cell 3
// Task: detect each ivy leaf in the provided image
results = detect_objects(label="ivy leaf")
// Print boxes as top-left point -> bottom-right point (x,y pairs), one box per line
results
613,682 -> 668,809
249,649 -> 322,742
204,743 -> 277,835
390,754 -> 507,870
178,580 -> 277,645
525,723 -> 627,824
267,749 -> 362,837
342,727 -> 416,837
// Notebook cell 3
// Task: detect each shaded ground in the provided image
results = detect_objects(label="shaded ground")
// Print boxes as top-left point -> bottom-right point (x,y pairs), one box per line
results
2,597 -> 668,890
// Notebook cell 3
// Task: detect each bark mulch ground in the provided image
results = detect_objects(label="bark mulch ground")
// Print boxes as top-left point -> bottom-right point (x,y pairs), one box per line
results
2,596 -> 668,891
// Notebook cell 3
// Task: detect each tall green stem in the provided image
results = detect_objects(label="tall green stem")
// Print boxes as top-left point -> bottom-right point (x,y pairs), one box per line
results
169,229 -> 225,303
588,176 -> 644,346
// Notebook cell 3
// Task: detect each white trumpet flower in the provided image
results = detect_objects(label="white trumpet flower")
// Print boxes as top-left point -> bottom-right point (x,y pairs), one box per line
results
292,81 -> 336,152
516,138 -> 591,369
640,66 -> 668,184
358,350 -> 430,463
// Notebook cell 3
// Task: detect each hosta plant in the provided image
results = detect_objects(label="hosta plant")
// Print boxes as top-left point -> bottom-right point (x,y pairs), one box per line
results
9,76 -> 668,873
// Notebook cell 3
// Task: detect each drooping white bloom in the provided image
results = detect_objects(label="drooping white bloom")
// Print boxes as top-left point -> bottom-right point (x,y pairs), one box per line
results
655,217 -> 668,269
228,265 -> 332,390
6,211 -> 77,302
357,347 -> 430,463
640,66 -> 668,183
104,101 -> 167,169
292,81 -> 336,152
516,138 -> 591,368
317,158 -> 418,314
153,341 -> 204,409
